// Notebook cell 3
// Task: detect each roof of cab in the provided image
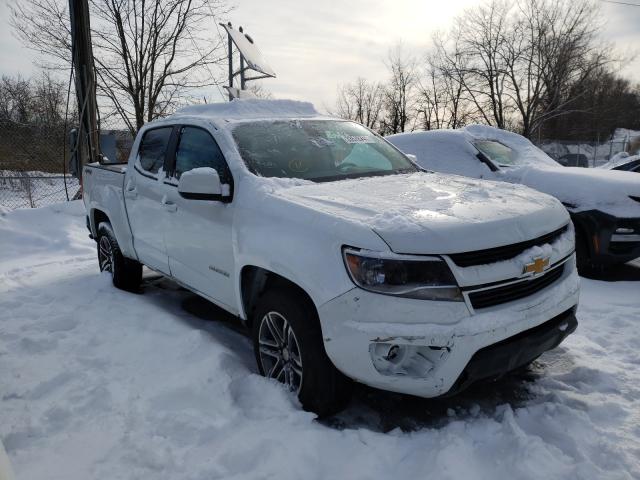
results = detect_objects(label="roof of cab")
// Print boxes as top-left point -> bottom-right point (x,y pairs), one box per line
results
172,99 -> 321,122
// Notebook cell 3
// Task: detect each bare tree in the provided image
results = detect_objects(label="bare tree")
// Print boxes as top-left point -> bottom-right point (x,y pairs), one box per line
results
428,0 -> 612,138
11,0 -> 230,135
417,45 -> 473,130
334,77 -> 385,130
0,75 -> 32,124
380,44 -> 417,135
452,0 -> 512,129
0,73 -> 66,128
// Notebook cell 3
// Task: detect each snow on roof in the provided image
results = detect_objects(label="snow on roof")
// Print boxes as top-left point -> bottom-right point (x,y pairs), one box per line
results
174,99 -> 320,121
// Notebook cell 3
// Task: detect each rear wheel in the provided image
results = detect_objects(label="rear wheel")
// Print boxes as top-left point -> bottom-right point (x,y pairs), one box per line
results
96,222 -> 142,291
252,288 -> 352,416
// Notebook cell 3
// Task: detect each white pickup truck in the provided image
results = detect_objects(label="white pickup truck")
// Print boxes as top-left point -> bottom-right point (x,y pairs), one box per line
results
83,99 -> 579,415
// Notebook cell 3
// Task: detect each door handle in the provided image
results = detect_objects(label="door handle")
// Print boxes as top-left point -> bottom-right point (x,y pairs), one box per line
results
124,180 -> 138,199
161,196 -> 177,213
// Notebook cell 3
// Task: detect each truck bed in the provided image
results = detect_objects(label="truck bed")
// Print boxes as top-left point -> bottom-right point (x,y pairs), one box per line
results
83,162 -> 137,260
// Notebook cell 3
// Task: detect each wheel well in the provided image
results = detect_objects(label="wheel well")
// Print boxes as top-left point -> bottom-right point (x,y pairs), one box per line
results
92,209 -> 110,231
240,266 -> 316,325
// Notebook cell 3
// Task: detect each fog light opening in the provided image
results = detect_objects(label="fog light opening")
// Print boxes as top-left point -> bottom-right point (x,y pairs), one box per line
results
369,342 -> 450,378
385,344 -> 400,361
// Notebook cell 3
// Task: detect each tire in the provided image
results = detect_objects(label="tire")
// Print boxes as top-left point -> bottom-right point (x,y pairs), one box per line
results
96,222 -> 142,291
252,288 -> 352,416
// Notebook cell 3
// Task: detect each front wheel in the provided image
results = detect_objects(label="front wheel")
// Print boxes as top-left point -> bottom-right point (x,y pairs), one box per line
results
252,288 -> 352,416
96,222 -> 142,291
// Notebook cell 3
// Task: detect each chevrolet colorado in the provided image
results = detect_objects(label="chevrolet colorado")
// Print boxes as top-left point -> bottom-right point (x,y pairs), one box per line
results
83,99 -> 579,415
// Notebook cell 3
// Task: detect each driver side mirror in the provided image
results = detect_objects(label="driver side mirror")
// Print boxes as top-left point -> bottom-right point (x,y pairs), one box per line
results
177,167 -> 230,201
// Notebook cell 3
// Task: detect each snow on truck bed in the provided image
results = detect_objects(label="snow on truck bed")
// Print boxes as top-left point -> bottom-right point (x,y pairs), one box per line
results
1,202 -> 639,480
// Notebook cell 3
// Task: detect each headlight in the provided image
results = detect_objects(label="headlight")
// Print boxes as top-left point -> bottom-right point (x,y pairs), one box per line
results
342,248 -> 463,301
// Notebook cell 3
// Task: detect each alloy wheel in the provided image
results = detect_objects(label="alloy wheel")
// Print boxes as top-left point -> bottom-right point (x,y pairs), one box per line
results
258,311 -> 304,393
98,236 -> 114,273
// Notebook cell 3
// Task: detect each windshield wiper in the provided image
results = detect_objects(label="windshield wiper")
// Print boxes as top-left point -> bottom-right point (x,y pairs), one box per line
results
476,152 -> 499,172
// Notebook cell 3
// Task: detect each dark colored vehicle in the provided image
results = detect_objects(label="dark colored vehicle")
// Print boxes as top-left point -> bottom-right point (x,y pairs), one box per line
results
610,158 -> 640,173
558,153 -> 589,168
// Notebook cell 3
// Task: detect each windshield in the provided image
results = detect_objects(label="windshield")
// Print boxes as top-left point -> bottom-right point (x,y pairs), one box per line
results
473,140 -> 518,166
472,139 -> 559,168
232,120 -> 418,181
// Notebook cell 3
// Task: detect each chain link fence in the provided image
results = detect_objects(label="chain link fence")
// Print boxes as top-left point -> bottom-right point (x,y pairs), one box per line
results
535,135 -> 640,168
0,120 -> 133,211
0,120 -> 78,211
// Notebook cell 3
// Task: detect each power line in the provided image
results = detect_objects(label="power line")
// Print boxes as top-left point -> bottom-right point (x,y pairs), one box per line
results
600,0 -> 640,7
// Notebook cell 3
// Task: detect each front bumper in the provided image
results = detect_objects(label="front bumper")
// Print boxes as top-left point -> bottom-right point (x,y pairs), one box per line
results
444,308 -> 577,397
318,259 -> 580,398
571,210 -> 640,265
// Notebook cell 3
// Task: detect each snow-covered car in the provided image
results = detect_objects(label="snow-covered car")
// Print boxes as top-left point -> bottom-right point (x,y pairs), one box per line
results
83,100 -> 579,415
387,126 -> 640,271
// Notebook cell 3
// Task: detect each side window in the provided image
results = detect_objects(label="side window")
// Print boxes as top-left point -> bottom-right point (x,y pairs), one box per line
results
137,127 -> 172,174
174,127 -> 231,183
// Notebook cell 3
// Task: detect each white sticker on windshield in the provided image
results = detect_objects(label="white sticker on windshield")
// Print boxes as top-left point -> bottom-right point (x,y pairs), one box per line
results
324,131 -> 374,144
341,134 -> 375,144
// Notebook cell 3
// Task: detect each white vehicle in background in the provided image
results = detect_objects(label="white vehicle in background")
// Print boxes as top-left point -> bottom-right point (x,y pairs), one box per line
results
83,100 -> 579,415
387,126 -> 640,272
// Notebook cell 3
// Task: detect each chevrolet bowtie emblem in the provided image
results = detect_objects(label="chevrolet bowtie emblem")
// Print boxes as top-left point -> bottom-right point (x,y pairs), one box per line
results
524,257 -> 550,275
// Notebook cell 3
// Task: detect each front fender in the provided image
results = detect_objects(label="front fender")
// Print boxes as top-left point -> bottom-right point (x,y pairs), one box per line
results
231,194 -> 389,319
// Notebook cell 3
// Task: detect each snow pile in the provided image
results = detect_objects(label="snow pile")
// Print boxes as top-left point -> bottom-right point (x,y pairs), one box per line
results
1,203 -> 640,479
175,99 -> 319,120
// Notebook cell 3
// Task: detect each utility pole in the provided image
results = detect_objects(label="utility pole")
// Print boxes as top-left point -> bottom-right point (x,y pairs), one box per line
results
69,0 -> 100,173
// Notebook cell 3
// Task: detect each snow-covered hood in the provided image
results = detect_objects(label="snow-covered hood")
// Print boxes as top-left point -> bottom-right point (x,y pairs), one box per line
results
452,125 -> 640,218
505,165 -> 640,217
273,173 -> 568,255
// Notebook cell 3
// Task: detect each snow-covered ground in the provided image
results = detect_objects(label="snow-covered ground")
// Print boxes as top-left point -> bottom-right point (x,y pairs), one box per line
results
1,202 -> 639,479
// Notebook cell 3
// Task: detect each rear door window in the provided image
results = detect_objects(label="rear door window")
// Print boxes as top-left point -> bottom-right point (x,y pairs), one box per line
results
137,127 -> 173,174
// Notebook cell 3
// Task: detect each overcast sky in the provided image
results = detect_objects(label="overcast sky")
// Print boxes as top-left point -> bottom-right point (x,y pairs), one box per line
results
1,0 -> 639,111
